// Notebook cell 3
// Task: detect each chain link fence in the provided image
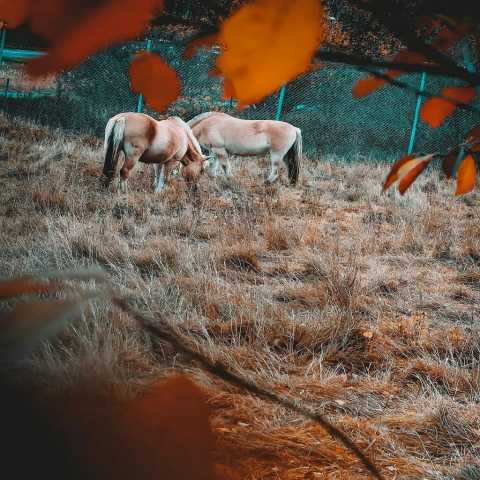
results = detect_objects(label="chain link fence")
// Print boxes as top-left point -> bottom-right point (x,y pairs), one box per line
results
1,34 -> 479,159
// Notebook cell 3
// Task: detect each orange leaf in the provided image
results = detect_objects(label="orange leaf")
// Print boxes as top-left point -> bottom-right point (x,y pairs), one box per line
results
183,33 -> 219,60
353,76 -> 394,98
383,154 -> 415,190
384,154 -> 434,192
56,375 -> 215,479
129,52 -> 181,113
0,0 -> 29,28
26,0 -> 164,77
28,0 -> 84,41
398,160 -> 429,195
421,87 -> 476,128
455,154 -> 477,195
222,77 -> 236,100
0,276 -> 60,299
216,0 -> 326,107
442,147 -> 459,178
353,51 -> 425,98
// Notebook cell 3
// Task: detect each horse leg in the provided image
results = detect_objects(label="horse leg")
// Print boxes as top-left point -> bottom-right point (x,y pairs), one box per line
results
205,152 -> 220,177
154,163 -> 166,193
265,151 -> 282,185
213,156 -> 222,177
119,153 -> 141,193
211,147 -> 230,177
222,158 -> 233,177
153,164 -> 159,190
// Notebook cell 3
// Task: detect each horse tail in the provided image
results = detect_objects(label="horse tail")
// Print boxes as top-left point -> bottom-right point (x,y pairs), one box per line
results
285,127 -> 302,185
103,115 -> 125,180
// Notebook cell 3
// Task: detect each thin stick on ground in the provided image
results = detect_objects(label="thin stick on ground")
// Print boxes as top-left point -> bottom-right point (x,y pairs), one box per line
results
112,296 -> 385,480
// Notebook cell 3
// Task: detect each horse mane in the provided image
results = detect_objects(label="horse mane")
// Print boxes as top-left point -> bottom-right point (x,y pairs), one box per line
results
187,111 -> 225,129
169,116 -> 204,161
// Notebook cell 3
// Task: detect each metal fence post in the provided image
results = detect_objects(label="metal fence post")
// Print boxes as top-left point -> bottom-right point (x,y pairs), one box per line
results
462,39 -> 476,74
407,72 -> 427,155
0,26 -> 6,65
275,85 -> 286,121
136,38 -> 153,113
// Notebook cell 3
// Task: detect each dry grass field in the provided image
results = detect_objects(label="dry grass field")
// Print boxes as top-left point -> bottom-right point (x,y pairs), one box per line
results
0,63 -> 57,92
1,112 -> 480,479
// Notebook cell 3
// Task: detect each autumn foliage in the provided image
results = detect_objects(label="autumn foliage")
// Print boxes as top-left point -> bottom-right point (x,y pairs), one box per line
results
353,16 -> 478,131
55,375 -> 215,480
352,51 -> 427,98
2,0 -> 327,112
215,0 -> 326,107
0,272 -> 216,479
2,371 -> 215,480
420,86 -> 476,128
383,154 -> 434,195
351,13 -> 480,196
384,125 -> 480,196
129,52 -> 181,112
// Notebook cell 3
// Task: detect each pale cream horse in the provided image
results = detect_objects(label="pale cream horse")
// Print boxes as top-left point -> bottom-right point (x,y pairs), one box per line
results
187,111 -> 302,185
103,112 -> 207,192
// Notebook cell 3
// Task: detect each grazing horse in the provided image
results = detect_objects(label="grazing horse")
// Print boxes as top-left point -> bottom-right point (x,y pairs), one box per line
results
187,111 -> 302,185
102,112 -> 207,193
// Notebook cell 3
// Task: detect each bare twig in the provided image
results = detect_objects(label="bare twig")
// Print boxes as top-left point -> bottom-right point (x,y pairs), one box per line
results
184,25 -> 480,86
359,67 -> 480,117
344,0 -> 480,86
315,48 -> 477,83
112,296 -> 385,480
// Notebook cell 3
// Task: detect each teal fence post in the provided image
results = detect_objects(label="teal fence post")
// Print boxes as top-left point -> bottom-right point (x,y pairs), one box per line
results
407,72 -> 427,155
0,27 -> 6,65
454,39 -> 477,173
275,85 -> 286,121
462,38 -> 476,74
136,38 -> 153,113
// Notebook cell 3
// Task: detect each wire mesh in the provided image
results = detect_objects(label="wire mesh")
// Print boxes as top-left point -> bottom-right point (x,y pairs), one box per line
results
0,35 -> 479,160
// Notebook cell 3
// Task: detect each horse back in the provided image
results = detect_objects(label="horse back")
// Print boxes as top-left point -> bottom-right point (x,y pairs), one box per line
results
120,112 -> 157,147
193,115 -> 296,154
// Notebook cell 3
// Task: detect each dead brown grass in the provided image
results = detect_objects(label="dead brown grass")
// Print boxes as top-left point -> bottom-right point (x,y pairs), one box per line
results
1,112 -> 480,479
1,64 -> 57,92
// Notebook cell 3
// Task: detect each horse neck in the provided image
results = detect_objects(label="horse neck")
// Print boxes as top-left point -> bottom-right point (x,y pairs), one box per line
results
185,138 -> 204,163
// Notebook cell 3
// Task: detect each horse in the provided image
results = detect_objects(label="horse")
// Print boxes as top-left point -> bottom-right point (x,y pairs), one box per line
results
102,112 -> 207,193
187,111 -> 302,185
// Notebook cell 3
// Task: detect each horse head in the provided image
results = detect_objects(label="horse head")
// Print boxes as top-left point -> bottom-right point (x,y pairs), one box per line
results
181,154 -> 208,184
201,153 -> 218,174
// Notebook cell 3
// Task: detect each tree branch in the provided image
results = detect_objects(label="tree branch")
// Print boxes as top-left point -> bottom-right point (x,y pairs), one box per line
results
112,296 -> 385,480
315,47 -> 480,83
344,0 -> 480,85
359,67 -> 480,117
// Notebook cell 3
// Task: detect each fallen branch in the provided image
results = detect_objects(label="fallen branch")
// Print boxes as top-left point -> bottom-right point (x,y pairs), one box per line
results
112,296 -> 385,480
